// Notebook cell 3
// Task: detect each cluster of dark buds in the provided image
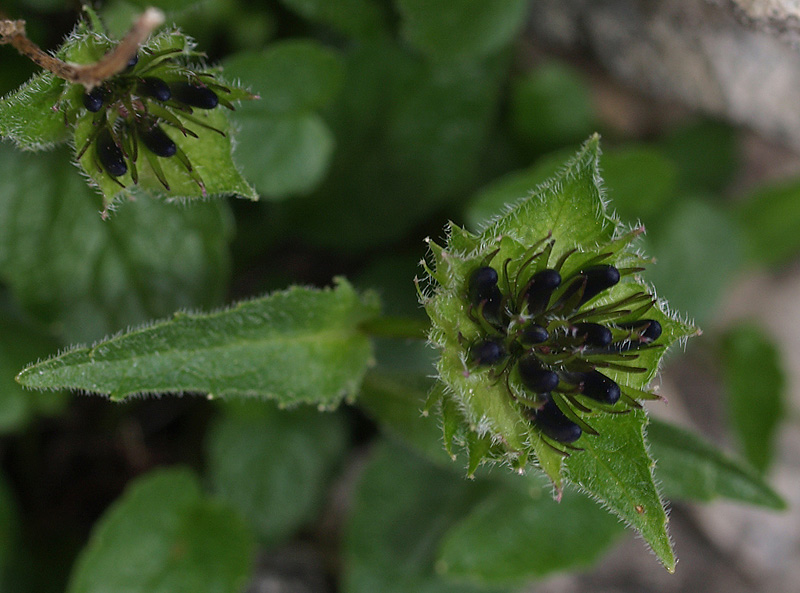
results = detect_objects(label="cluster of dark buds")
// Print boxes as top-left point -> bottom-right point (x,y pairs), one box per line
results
462,233 -> 664,453
73,50 -> 236,195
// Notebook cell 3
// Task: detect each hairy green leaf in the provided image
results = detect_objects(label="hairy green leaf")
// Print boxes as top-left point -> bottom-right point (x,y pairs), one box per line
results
0,72 -> 71,149
648,419 -> 786,509
206,400 -> 348,546
438,481 -> 624,584
719,324 -> 785,472
565,411 -> 674,571
396,0 -> 528,60
0,145 -> 232,344
17,279 -> 380,403
67,468 -> 253,593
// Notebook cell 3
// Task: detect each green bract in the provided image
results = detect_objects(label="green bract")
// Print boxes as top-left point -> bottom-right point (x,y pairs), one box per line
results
419,136 -> 697,569
0,18 -> 256,208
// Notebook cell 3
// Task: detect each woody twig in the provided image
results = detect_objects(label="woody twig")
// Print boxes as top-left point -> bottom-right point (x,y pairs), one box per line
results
0,7 -> 165,90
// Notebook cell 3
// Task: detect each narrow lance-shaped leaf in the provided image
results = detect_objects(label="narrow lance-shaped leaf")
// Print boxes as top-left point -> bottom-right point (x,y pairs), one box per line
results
648,419 -> 786,509
17,279 -> 380,405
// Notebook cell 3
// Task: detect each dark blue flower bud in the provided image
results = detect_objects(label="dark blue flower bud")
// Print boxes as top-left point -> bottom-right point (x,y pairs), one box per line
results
137,77 -> 171,102
534,397 -> 582,443
618,319 -> 662,343
518,355 -> 559,393
526,268 -> 561,313
471,340 -> 505,366
139,124 -> 177,157
83,87 -> 106,112
96,128 -> 127,177
575,370 -> 620,404
520,322 -> 549,345
575,322 -> 612,347
577,264 -> 620,306
170,81 -> 219,109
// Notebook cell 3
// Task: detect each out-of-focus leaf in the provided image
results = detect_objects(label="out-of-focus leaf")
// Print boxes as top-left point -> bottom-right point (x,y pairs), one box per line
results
601,144 -> 678,227
509,61 -> 596,152
343,440 -> 506,593
645,199 -> 743,327
67,468 -> 253,593
660,119 -> 738,193
648,419 -> 786,509
0,473 -> 17,584
17,279 -> 380,404
438,481 -> 624,584
295,42 -> 506,249
224,41 -> 345,115
396,0 -> 528,61
735,177 -> 800,266
0,145 -> 232,344
206,400 -> 348,547
277,0 -> 388,41
719,323 -> 785,473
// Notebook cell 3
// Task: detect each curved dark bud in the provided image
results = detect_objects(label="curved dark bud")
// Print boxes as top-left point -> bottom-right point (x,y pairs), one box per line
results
83,87 -> 106,112
471,339 -> 506,366
518,355 -> 559,393
534,397 -> 582,443
520,322 -> 549,345
526,268 -> 561,313
96,128 -> 127,177
577,264 -> 620,306
575,322 -> 612,347
618,319 -> 662,343
138,77 -> 171,102
469,266 -> 499,304
170,81 -> 219,109
576,370 -> 620,404
125,53 -> 139,71
139,124 -> 177,157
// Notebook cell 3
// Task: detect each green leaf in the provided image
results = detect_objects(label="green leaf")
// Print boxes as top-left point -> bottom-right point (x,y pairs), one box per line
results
735,176 -> 800,265
277,0 -> 389,41
343,440 -> 506,593
719,323 -> 785,473
659,119 -> 738,193
648,419 -> 786,509
232,113 -> 335,199
224,41 -> 345,115
206,399 -> 348,546
66,467 -> 253,593
601,144 -> 679,228
464,147 -> 576,230
509,61 -> 597,152
17,279 -> 380,403
644,199 -> 744,326
396,0 -> 529,61
438,481 -> 624,584
0,72 -> 71,149
295,42 -> 506,249
0,145 -> 232,344
0,306 -> 65,433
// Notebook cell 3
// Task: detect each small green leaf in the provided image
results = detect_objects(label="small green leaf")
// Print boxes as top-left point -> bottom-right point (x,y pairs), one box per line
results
206,399 -> 348,546
0,72 -> 71,149
277,0 -> 389,41
343,440 -> 506,593
509,61 -> 597,152
735,176 -> 800,266
0,145 -> 233,343
66,467 -> 253,593
232,113 -> 335,199
224,40 -> 345,115
644,199 -> 744,326
438,481 -> 624,584
17,279 -> 380,404
719,323 -> 785,473
648,419 -> 786,509
396,0 -> 529,61
601,144 -> 679,228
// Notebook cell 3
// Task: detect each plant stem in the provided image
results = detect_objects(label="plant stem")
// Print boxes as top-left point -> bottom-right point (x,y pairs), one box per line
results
359,316 -> 430,340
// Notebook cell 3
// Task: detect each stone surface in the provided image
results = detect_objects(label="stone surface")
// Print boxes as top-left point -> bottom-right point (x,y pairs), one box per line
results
528,0 -> 800,150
